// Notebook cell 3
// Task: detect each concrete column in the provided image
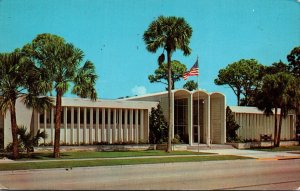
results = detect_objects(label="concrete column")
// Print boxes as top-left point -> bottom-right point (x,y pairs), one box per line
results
77,107 -> 80,145
130,109 -> 133,142
222,96 -> 226,144
107,108 -> 111,143
206,96 -> 211,146
71,107 -> 74,144
140,110 -> 144,142
96,108 -> 99,143
64,107 -> 67,144
135,109 -> 139,143
37,111 -> 40,133
43,110 -> 47,144
90,108 -> 93,144
83,108 -> 87,144
171,92 -> 175,139
51,108 -> 54,144
188,94 -> 193,145
144,110 -> 149,142
101,108 -> 105,142
113,109 -> 117,143
124,109 -> 128,142
119,109 -> 123,142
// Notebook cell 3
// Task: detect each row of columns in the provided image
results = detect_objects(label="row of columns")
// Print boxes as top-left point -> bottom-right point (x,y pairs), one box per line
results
37,107 -> 147,145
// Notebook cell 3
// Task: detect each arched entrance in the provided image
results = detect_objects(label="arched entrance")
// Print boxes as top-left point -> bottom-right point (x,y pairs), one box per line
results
173,90 -> 191,144
192,90 -> 209,144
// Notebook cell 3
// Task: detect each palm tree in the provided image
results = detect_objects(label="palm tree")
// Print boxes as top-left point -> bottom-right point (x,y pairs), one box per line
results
17,125 -> 47,157
0,50 -> 52,159
255,66 -> 296,147
23,33 -> 98,158
144,16 -> 192,152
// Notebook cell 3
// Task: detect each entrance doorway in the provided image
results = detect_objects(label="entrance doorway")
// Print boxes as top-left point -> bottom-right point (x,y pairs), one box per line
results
193,99 -> 204,143
174,98 -> 188,143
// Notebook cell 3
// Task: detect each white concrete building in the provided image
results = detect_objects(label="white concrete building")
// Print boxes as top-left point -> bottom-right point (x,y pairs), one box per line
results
0,89 -> 226,148
0,97 -> 158,148
230,106 -> 297,141
0,90 -> 297,149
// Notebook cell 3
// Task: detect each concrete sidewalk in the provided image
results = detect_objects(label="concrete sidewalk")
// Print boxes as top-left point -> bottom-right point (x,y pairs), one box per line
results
190,148 -> 300,160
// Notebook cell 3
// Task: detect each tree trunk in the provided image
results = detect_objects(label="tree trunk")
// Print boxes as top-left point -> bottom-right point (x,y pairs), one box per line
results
167,50 -> 172,153
237,91 -> 241,106
273,107 -> 278,147
53,90 -> 63,158
10,100 -> 19,159
276,109 -> 284,147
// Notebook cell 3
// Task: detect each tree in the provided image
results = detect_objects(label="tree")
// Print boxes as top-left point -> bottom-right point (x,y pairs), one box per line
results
214,59 -> 263,106
226,106 -> 240,142
17,125 -> 47,157
287,46 -> 300,135
183,80 -> 198,91
149,104 -> 168,144
287,46 -> 300,78
23,33 -> 98,158
0,49 -> 52,159
255,62 -> 297,147
143,16 -> 192,152
148,60 -> 187,90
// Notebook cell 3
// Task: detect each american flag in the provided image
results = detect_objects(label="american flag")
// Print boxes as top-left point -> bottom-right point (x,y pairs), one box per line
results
183,59 -> 199,80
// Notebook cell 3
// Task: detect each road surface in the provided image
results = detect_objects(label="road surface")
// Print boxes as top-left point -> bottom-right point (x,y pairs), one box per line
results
0,159 -> 299,190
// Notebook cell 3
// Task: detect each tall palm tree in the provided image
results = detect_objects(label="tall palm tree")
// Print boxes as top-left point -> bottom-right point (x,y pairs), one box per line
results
0,50 -> 52,159
255,70 -> 296,147
144,16 -> 192,152
23,33 -> 97,158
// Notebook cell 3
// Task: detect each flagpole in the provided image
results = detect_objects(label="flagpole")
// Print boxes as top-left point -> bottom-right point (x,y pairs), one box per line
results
197,56 -> 200,152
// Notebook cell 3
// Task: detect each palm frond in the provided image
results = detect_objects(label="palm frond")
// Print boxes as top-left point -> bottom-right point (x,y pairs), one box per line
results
22,95 -> 54,113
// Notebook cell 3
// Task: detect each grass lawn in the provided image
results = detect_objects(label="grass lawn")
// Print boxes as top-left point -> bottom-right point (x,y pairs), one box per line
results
15,150 -> 212,160
0,155 -> 252,171
250,145 -> 300,152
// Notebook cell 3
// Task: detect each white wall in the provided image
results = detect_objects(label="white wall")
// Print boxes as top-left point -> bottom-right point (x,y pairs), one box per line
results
3,98 -> 33,147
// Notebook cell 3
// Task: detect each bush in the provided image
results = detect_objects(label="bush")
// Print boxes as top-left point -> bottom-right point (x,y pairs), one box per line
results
226,106 -> 240,142
171,134 -> 182,144
5,125 -> 47,157
149,104 -> 168,144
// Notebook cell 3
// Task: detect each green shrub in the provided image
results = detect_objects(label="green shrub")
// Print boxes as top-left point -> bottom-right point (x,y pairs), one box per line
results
149,104 -> 168,144
171,134 -> 182,144
226,106 -> 240,142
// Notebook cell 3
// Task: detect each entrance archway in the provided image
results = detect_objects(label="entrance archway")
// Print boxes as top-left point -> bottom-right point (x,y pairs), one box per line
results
192,90 -> 209,144
173,90 -> 191,144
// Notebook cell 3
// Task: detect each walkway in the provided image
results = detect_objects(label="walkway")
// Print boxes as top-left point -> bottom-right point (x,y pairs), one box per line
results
189,148 -> 300,160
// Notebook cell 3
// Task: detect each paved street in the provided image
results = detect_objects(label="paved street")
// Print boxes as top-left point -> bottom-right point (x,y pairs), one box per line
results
0,158 -> 299,190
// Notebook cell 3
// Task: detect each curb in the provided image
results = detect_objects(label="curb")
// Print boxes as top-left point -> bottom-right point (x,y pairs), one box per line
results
257,156 -> 300,161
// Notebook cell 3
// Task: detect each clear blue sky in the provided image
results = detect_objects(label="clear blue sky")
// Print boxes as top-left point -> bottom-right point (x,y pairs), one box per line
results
1,0 -> 299,105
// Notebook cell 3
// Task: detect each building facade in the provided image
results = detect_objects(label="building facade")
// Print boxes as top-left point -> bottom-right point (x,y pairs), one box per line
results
1,98 -> 158,148
230,106 -> 297,141
1,90 -> 297,149
0,89 -> 226,148
125,89 -> 226,145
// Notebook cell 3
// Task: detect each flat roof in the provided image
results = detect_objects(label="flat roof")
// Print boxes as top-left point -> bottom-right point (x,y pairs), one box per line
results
59,97 -> 158,110
229,106 -> 289,115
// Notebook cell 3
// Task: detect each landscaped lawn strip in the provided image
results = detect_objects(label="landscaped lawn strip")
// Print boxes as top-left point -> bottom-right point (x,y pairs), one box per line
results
0,155 -> 252,171
18,150 -> 213,160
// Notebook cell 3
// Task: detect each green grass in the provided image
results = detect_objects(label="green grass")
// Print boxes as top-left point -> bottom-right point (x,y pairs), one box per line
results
16,150 -> 212,160
0,155 -> 252,171
250,145 -> 300,152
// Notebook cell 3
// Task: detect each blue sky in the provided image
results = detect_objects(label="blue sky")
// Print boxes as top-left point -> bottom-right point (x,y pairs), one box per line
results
0,0 -> 299,105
